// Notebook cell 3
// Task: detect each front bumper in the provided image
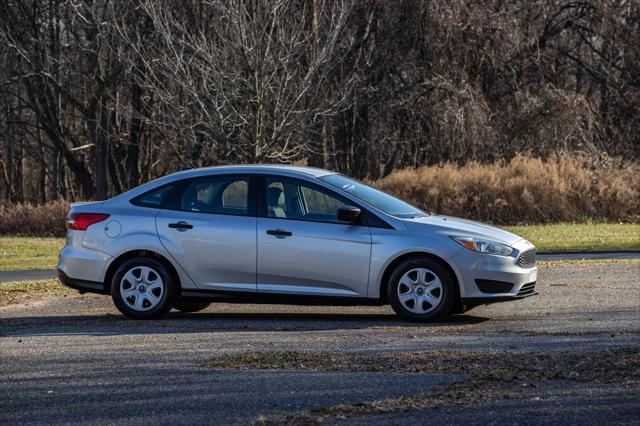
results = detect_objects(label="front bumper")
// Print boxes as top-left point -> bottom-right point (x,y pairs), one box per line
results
454,240 -> 538,304
461,281 -> 538,306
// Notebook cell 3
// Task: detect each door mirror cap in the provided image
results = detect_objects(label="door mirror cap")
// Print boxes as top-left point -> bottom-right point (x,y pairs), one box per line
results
337,205 -> 362,223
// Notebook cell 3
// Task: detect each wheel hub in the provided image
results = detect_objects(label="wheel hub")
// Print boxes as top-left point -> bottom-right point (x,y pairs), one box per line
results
397,267 -> 443,315
120,266 -> 164,312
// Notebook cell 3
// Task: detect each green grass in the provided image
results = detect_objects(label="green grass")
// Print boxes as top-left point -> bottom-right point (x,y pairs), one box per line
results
0,223 -> 637,271
504,223 -> 639,251
0,237 -> 65,270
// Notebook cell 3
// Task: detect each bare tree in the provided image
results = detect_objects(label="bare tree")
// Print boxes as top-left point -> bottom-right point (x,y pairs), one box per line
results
112,0 -> 364,167
0,0 -> 638,202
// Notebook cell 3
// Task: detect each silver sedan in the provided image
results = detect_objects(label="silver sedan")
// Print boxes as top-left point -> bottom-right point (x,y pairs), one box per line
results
57,165 -> 537,321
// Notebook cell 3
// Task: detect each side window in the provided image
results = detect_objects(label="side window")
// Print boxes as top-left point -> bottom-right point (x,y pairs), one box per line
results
266,181 -> 290,219
301,187 -> 343,216
222,180 -> 248,209
265,177 -> 346,223
131,184 -> 176,208
181,176 -> 249,215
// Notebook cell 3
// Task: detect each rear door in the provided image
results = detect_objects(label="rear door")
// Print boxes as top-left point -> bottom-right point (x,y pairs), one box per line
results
256,176 -> 372,297
156,174 -> 257,292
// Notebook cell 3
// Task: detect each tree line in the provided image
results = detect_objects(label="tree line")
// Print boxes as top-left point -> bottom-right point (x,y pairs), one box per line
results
1,0 -> 638,203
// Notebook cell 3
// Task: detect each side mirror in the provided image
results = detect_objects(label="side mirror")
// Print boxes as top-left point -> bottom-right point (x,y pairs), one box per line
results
337,205 -> 362,223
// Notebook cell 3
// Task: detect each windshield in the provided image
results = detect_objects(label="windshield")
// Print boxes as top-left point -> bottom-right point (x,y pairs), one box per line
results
320,174 -> 426,218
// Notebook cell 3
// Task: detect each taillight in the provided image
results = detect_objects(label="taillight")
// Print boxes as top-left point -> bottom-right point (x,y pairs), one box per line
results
66,213 -> 110,231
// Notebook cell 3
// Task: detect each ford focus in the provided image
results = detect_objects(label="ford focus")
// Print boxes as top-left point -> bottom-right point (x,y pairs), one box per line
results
57,165 -> 537,321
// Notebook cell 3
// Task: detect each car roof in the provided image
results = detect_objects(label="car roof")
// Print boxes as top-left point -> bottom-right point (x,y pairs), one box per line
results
108,164 -> 339,203
167,164 -> 336,180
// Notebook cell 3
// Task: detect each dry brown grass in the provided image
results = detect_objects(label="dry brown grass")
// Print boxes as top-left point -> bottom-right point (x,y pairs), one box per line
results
0,155 -> 637,237
0,279 -> 71,307
0,200 -> 69,237
372,154 -> 640,224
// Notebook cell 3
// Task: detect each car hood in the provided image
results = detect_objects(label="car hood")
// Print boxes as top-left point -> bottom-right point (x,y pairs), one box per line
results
404,215 -> 524,246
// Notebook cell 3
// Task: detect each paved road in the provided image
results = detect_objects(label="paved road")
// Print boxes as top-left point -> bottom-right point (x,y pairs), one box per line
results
0,268 -> 56,283
1,261 -> 639,424
1,250 -> 638,283
537,250 -> 640,261
341,381 -> 640,426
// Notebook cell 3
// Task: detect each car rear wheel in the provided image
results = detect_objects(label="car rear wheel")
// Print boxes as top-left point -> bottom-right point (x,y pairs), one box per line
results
173,300 -> 211,313
387,258 -> 456,322
111,258 -> 178,319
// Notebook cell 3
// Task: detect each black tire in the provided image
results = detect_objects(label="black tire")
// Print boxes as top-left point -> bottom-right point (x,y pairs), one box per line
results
111,257 -> 178,320
387,257 -> 457,322
173,300 -> 211,313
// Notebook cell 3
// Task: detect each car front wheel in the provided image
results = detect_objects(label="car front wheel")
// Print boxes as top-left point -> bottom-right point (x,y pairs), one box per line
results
387,258 -> 456,322
111,258 -> 178,320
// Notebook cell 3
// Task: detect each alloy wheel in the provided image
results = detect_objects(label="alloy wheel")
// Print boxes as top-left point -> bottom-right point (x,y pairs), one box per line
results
119,266 -> 164,312
397,267 -> 443,314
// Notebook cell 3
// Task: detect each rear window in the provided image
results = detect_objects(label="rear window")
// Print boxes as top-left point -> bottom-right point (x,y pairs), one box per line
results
179,176 -> 249,215
131,184 -> 176,208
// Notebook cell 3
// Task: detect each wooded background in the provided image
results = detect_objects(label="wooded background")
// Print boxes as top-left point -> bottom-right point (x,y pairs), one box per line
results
1,0 -> 639,204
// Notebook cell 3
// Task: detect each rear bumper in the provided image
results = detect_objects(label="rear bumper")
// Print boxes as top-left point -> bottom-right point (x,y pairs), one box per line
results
57,241 -> 112,286
57,269 -> 107,295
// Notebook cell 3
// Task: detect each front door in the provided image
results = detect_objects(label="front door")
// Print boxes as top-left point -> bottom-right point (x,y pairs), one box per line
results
156,175 -> 257,292
257,176 -> 372,297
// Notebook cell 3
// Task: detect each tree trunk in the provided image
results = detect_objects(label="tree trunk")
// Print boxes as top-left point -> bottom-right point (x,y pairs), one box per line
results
127,83 -> 143,188
93,96 -> 110,199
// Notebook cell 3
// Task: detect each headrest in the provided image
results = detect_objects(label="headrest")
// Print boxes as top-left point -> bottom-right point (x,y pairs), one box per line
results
267,187 -> 285,207
182,184 -> 198,210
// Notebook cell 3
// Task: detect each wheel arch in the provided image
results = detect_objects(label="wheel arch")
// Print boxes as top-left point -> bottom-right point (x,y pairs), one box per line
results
104,249 -> 182,295
378,251 -> 461,304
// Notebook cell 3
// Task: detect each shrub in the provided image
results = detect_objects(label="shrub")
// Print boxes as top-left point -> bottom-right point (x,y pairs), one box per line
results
371,154 -> 640,224
0,200 -> 69,237
0,154 -> 637,237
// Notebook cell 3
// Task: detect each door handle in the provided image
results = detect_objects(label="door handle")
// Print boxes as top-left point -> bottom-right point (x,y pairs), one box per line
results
266,228 -> 292,238
168,221 -> 193,231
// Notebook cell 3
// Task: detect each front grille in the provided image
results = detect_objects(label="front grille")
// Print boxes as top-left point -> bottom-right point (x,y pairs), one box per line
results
517,282 -> 536,296
515,249 -> 536,268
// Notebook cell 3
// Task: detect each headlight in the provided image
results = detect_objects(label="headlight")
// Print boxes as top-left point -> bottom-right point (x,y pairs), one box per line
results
451,236 -> 514,257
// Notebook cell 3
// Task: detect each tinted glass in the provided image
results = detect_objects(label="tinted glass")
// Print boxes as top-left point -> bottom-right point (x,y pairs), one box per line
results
222,180 -> 248,209
131,184 -> 176,208
181,177 -> 248,215
265,177 -> 346,223
301,186 -> 343,216
320,174 -> 425,218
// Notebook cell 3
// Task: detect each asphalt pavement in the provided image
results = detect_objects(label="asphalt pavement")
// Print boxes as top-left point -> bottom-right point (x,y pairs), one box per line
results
1,261 -> 639,424
0,268 -> 56,283
536,249 -> 640,261
339,381 -> 640,426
